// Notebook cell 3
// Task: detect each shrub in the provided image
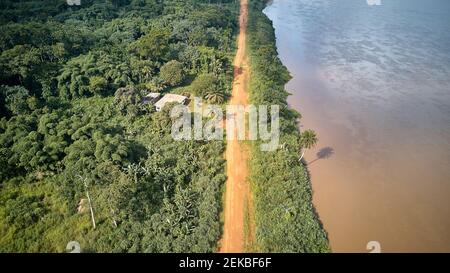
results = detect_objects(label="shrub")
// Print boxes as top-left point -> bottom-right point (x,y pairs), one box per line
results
160,60 -> 185,87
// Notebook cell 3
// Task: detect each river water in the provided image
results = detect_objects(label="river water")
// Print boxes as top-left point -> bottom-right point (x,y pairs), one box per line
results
264,0 -> 450,252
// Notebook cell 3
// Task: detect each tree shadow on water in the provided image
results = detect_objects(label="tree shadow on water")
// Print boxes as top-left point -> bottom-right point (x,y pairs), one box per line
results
308,147 -> 335,165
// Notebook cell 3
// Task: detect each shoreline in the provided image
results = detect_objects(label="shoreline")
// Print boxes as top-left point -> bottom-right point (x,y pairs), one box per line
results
261,0 -> 329,246
246,0 -> 330,252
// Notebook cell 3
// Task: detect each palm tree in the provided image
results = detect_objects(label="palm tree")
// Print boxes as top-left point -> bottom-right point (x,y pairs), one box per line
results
205,90 -> 225,104
299,129 -> 318,162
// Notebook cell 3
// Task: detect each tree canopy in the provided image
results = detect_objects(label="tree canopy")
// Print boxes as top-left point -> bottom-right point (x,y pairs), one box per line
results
0,0 -> 237,253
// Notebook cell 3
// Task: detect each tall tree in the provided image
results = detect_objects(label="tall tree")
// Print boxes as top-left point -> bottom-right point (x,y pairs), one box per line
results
159,60 -> 185,87
131,27 -> 170,62
299,129 -> 318,161
204,90 -> 225,104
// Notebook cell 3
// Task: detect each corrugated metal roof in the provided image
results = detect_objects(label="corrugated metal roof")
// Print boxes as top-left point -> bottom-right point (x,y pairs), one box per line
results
154,94 -> 188,111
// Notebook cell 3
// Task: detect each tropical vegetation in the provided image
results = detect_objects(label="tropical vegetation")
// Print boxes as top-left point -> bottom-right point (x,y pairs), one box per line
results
247,0 -> 330,252
0,0 -> 238,252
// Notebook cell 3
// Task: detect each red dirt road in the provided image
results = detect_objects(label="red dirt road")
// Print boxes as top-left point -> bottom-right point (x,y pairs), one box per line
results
219,0 -> 251,253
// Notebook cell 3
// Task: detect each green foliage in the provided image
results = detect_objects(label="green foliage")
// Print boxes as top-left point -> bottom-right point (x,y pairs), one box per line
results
0,0 -> 237,253
131,27 -> 171,61
190,73 -> 220,98
160,60 -> 185,87
1,85 -> 31,116
89,76 -> 108,95
247,0 -> 330,253
93,131 -> 130,163
57,50 -> 135,99
5,195 -> 46,229
114,86 -> 144,116
300,129 -> 318,150
0,45 -> 42,82
205,90 -> 226,104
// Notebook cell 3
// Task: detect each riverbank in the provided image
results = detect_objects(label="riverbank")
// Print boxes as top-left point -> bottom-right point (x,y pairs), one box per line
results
246,0 -> 330,252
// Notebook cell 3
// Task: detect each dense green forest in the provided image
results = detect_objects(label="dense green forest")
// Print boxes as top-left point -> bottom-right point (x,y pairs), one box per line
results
247,0 -> 330,252
0,0 -> 238,252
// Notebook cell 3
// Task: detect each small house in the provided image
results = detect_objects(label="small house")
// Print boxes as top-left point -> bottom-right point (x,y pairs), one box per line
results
154,94 -> 188,112
143,92 -> 161,104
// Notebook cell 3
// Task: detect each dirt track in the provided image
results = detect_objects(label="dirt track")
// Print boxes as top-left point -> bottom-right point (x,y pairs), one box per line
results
219,0 -> 251,253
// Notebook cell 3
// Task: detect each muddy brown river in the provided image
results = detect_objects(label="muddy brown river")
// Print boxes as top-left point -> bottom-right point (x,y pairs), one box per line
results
264,0 -> 450,252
